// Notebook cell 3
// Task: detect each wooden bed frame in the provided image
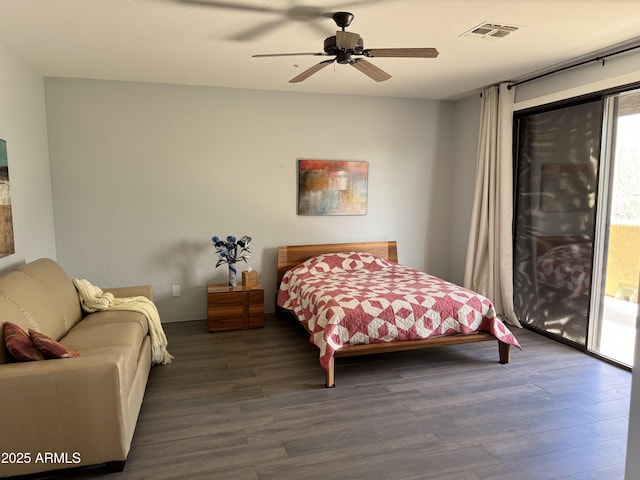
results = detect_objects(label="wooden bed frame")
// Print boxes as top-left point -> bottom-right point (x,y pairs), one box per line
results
276,241 -> 511,387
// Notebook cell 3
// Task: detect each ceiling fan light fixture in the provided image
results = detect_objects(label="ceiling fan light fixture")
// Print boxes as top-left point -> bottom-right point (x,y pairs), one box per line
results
336,51 -> 352,64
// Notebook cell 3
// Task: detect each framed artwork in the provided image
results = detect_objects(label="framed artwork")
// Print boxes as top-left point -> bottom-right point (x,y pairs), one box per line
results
539,163 -> 595,212
0,138 -> 15,257
298,159 -> 368,216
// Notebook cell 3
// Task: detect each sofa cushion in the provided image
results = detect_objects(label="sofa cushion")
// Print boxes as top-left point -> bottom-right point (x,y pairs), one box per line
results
30,329 -> 80,359
61,321 -> 145,354
3,322 -> 46,361
17,258 -> 83,332
60,315 -> 148,395
75,310 -> 149,337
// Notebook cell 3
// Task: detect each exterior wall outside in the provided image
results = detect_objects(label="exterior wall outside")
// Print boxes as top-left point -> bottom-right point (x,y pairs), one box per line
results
605,223 -> 640,301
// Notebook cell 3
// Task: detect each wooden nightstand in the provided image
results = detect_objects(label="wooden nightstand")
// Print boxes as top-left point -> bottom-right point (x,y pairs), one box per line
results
206,284 -> 264,332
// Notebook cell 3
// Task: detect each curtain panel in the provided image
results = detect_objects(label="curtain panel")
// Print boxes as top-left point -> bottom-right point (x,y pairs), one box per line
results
464,82 -> 521,327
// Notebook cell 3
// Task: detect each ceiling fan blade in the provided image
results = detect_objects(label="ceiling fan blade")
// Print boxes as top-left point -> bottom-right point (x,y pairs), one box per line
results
229,18 -> 287,42
176,1 -> 334,40
351,59 -> 391,82
175,0 -> 278,14
290,59 -> 335,83
364,48 -> 439,58
253,52 -> 325,58
176,1 -> 334,22
336,31 -> 361,50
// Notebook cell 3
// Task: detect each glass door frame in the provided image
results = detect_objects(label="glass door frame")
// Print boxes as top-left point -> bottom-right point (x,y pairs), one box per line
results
587,88 -> 640,367
587,94 -> 617,357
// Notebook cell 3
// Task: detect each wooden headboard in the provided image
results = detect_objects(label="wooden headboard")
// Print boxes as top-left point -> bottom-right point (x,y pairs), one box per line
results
276,241 -> 398,287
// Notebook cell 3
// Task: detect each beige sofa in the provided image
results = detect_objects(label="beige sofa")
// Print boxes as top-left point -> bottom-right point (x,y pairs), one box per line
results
0,258 -> 155,478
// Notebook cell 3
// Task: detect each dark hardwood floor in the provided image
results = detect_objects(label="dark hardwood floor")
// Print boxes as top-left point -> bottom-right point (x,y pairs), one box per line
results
33,314 -> 632,480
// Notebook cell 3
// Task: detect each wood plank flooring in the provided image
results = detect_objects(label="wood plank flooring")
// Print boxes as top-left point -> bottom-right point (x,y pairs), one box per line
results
28,314 -> 631,480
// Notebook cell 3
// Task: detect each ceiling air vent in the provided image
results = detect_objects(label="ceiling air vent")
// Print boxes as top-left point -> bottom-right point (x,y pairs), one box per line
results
461,22 -> 522,39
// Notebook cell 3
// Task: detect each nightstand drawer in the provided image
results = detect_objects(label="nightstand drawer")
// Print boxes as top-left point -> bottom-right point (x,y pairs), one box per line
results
207,284 -> 264,332
248,289 -> 265,328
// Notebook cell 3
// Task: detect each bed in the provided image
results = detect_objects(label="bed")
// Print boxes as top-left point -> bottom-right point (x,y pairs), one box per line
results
276,241 -> 520,387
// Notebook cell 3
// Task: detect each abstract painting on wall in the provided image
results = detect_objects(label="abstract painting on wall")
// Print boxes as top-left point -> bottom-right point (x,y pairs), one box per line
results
298,159 -> 368,216
0,138 -> 15,258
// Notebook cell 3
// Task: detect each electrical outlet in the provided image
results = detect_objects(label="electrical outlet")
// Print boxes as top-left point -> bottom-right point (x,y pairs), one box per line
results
172,285 -> 181,297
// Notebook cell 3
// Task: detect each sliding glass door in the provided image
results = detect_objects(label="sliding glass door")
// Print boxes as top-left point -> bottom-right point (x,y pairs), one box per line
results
513,86 -> 639,367
513,99 -> 602,347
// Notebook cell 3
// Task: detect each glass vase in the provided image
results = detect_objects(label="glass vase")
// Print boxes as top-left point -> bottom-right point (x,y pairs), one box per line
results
228,263 -> 237,288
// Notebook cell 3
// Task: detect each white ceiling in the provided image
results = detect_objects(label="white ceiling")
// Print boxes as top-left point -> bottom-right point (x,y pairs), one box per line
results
0,0 -> 640,100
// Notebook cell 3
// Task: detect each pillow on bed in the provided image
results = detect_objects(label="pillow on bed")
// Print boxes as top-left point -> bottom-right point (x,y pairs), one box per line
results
302,252 -> 391,275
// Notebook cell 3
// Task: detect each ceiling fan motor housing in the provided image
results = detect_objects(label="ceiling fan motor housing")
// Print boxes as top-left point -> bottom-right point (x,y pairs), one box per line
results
323,36 -> 364,55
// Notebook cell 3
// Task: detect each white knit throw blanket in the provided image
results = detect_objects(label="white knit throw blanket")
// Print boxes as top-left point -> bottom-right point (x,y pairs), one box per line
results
73,278 -> 173,365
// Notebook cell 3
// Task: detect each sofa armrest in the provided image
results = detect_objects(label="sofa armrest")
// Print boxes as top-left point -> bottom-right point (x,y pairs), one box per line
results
0,356 -> 128,477
104,285 -> 154,302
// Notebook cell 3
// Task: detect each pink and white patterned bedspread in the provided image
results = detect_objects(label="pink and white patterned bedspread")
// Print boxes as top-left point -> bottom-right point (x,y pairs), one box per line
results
277,252 -> 521,370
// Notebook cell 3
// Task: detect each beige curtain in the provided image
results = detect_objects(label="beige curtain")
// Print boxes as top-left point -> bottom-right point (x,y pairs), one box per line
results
464,82 -> 521,327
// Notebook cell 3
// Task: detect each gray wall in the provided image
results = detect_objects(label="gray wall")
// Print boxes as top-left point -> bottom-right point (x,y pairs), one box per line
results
449,93 -> 482,285
44,78 -> 456,321
0,42 -> 56,271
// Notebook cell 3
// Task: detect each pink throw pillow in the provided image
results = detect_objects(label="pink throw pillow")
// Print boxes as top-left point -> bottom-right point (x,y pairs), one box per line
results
29,329 -> 80,359
3,322 -> 46,361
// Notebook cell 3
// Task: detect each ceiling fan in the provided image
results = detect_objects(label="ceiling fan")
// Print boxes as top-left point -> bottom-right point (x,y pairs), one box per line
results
252,11 -> 439,83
